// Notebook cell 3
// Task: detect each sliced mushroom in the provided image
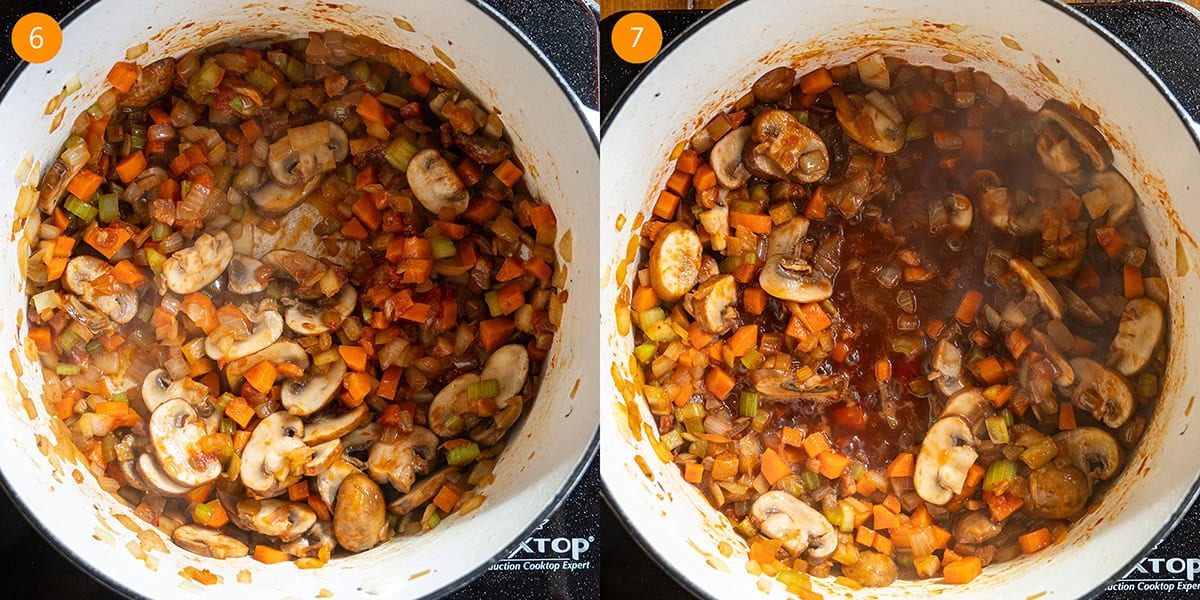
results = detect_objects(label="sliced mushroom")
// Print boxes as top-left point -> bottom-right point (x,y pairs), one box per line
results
267,121 -> 348,187
931,338 -> 965,396
1055,427 -> 1121,482
913,416 -> 978,505
38,158 -> 87,213
1108,298 -> 1164,376
1032,99 -> 1113,171
428,373 -> 478,438
343,422 -> 383,452
749,490 -> 837,559
1030,329 -> 1075,387
117,57 -> 176,109
225,340 -> 310,390
388,467 -> 459,515
1036,134 -> 1083,185
368,426 -> 439,493
407,149 -> 469,216
1070,358 -> 1134,428
1056,283 -> 1103,326
251,173 -> 325,214
285,285 -> 357,336
332,472 -> 389,552
751,66 -> 796,102
453,131 -> 512,165
479,344 -> 531,407
282,358 -> 346,416
148,399 -> 221,487
766,217 -> 809,259
759,255 -> 833,303
1082,170 -> 1136,226
748,369 -> 841,402
748,110 -> 829,183
943,193 -> 973,234
63,294 -> 111,333
830,87 -> 905,154
162,232 -> 234,295
1026,462 -> 1092,519
843,551 -> 898,588
968,169 -> 1014,232
240,412 -> 313,498
954,510 -> 1003,544
316,458 -> 362,507
62,256 -> 137,324
227,254 -> 269,295
698,202 -> 730,252
471,397 -> 524,446
1009,257 -> 1065,320
261,249 -> 332,298
302,404 -> 371,445
648,222 -> 702,303
687,274 -> 738,334
118,458 -> 149,492
135,452 -> 193,497
940,389 -> 991,434
172,525 -> 250,559
204,308 -> 283,361
303,439 -> 344,477
281,521 -> 336,559
237,498 -> 317,542
709,126 -> 752,189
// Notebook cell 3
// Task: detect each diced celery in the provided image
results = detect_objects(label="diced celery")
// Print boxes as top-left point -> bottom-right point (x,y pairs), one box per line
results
101,433 -> 118,463
484,291 -> 503,317
384,138 -> 419,171
193,501 -> 214,524
430,236 -> 456,259
467,379 -> 500,400
97,193 -> 119,223
446,441 -> 480,466
738,391 -> 758,418
246,68 -> 278,94
63,195 -> 97,222
660,429 -> 684,451
982,459 -> 1017,493
800,469 -> 820,491
740,348 -> 765,370
55,363 -> 81,376
347,60 -> 371,82
633,343 -> 656,364
985,415 -> 1010,444
1020,438 -> 1060,469
110,392 -> 128,403
144,247 -> 166,274
637,307 -> 666,330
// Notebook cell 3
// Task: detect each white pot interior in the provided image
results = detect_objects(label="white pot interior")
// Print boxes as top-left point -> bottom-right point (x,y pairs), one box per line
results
0,0 -> 597,598
600,0 -> 1200,598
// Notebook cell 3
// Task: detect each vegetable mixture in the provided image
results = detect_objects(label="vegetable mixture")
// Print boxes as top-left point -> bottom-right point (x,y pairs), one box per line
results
24,31 -> 563,566
629,54 -> 1168,591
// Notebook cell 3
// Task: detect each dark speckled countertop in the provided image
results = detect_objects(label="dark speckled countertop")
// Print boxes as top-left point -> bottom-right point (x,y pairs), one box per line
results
0,0 -> 598,598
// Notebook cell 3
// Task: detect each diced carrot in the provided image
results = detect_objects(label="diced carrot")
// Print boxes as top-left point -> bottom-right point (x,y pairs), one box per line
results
743,287 -> 767,315
873,533 -> 894,556
287,480 -> 310,502
433,484 -> 461,513
115,151 -> 147,184
45,256 -> 68,282
410,73 -> 432,96
781,426 -> 806,448
909,504 -> 933,528
797,302 -> 831,332
352,194 -> 383,230
524,257 -> 553,281
398,258 -> 434,283
340,217 -> 369,240
1095,226 -> 1125,258
683,462 -> 704,483
83,226 -> 132,260
51,235 -> 75,258
731,263 -> 758,284
29,327 -> 53,352
496,283 -> 525,315
305,495 -> 332,521
857,526 -> 877,548
729,211 -> 773,234
109,260 -> 147,286
106,62 -> 138,93
652,190 -> 679,220
493,160 -> 523,188
675,149 -> 701,175
182,293 -> 218,333
704,366 -> 735,401
244,360 -> 278,394
632,286 -> 660,312
496,257 -> 526,282
802,431 -> 832,458
665,170 -> 691,196
479,318 -> 514,351
942,548 -> 964,565
186,482 -> 215,505
943,557 -> 982,585
184,144 -> 208,166
955,290 -> 984,324
1074,265 -> 1101,295
873,504 -> 900,530
1019,528 -> 1052,554
253,545 -> 290,564
377,366 -> 403,401
805,187 -> 828,219
785,314 -> 811,342
1058,402 -> 1077,430
338,345 -> 369,372
799,67 -> 834,94
356,93 -> 388,123
672,382 -> 694,407
1006,329 -> 1031,359
974,356 -> 1006,385
345,372 -> 374,406
66,169 -> 103,202
760,448 -> 792,485
693,164 -> 717,191
201,500 -> 229,528
727,324 -> 758,358
687,323 -> 713,349
818,451 -> 850,479
1123,265 -> 1144,299
965,464 -> 986,490
887,452 -> 916,478
983,491 -> 1024,522
875,359 -> 892,383
224,396 -> 255,428
530,204 -> 557,231
463,197 -> 501,224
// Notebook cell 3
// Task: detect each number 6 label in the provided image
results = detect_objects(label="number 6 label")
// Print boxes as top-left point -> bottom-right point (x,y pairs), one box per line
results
612,13 -> 662,65
12,13 -> 63,64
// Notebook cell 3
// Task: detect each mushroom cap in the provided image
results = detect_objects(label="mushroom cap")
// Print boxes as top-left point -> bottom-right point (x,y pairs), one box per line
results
117,57 -> 175,109
388,466 -> 459,515
1055,426 -> 1121,482
1030,329 -> 1076,387
225,340 -> 310,390
172,525 -> 250,559
237,498 -> 317,542
953,510 -> 1003,545
1070,358 -> 1135,428
648,222 -> 702,303
709,126 -> 752,189
204,308 -> 283,361
148,399 -> 221,488
281,521 -> 336,559
749,490 -> 838,559
282,358 -> 346,416
1109,298 -> 1164,376
751,66 -> 796,102
1032,99 -> 1113,171
162,232 -> 234,295
1082,170 -> 1136,226
333,473 -> 389,553
62,256 -> 137,324
687,274 -> 738,335
303,404 -> 371,446
251,175 -> 325,214
940,388 -> 991,434
303,438 -> 344,477
368,426 -> 439,493
317,458 -> 362,508
758,255 -> 833,303
227,254 -> 268,295
914,416 -> 978,505
285,285 -> 357,336
407,149 -> 469,216
749,368 -> 841,402
943,192 -> 974,234
1009,257 -> 1066,320
135,452 -> 194,497
429,373 -> 479,438
750,110 -> 829,183
268,121 -> 348,187
830,88 -> 905,154
766,217 -> 810,259
240,411 -> 312,498
480,344 -> 531,408
1026,463 -> 1092,519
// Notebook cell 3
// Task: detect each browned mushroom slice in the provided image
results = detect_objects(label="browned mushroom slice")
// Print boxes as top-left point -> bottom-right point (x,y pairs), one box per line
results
303,404 -> 371,445
38,157 -> 87,213
954,511 -> 1003,545
913,416 -> 978,506
751,66 -> 796,102
1070,358 -> 1134,428
282,521 -> 336,559
239,412 -> 313,498
829,88 -> 905,154
148,399 -> 220,488
1056,283 -> 1103,326
172,525 -> 250,559
1009,257 -> 1065,320
1025,462 -> 1091,519
648,222 -> 702,303
134,452 -> 193,497
267,121 -> 349,187
62,257 -> 137,324
470,397 -> 524,447
709,127 -> 751,189
749,110 -> 829,183
408,149 -> 469,215
1055,427 -> 1121,482
1082,170 -> 1136,226
116,57 -> 175,109
161,232 -> 234,295
236,498 -> 317,542
759,255 -> 832,303
367,426 -> 439,493
1032,99 -> 1113,171
388,467 -> 460,515
1029,329 -> 1075,387
316,458 -> 363,508
1108,298 -> 1165,376
686,274 -> 737,335
282,358 -> 346,416
749,490 -> 837,559
749,369 -> 841,402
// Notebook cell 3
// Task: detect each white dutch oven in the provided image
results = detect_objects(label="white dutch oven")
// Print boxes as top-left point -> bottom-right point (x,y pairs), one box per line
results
0,0 -> 598,598
601,0 -> 1200,598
